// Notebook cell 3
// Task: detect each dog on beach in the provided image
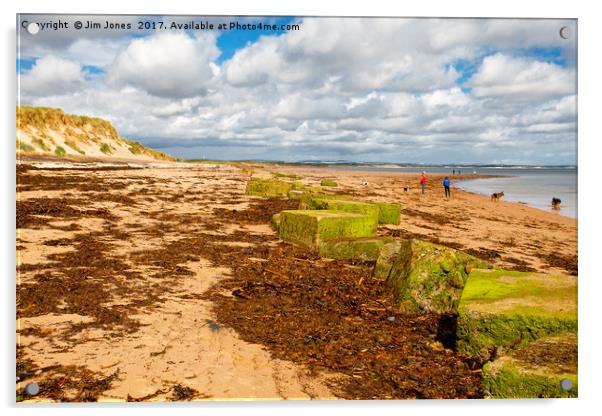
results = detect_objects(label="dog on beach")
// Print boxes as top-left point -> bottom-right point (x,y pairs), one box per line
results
361,181 -> 369,186
403,186 -> 409,192
551,197 -> 561,210
491,192 -> 505,202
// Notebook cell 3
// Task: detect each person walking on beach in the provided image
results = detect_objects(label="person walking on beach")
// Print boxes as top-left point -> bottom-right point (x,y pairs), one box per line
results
443,176 -> 451,199
420,171 -> 427,194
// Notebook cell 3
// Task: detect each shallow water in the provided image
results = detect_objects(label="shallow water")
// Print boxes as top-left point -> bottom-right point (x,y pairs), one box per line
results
328,166 -> 577,219
455,169 -> 577,219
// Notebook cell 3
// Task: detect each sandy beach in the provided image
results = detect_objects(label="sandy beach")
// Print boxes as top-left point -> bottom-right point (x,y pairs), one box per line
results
16,159 -> 577,401
272,165 -> 577,275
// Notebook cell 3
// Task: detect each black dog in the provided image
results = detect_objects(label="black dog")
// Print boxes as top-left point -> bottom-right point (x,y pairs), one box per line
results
552,197 -> 561,210
491,191 -> 504,202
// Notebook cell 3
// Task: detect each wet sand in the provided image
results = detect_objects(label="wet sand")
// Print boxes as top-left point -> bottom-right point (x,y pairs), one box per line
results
16,160 -> 577,402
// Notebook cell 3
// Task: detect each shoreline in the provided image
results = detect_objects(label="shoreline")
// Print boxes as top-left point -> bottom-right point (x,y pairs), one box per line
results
319,164 -> 576,220
453,175 -> 577,220
455,182 -> 576,219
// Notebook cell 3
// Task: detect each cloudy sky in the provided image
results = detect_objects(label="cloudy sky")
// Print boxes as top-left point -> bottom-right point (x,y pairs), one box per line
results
17,15 -> 577,164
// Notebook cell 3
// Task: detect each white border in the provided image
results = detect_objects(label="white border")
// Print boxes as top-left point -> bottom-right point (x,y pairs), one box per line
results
3,1 -> 600,416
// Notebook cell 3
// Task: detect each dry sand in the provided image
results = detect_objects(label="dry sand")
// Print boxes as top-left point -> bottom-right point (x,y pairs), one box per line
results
16,159 -> 577,402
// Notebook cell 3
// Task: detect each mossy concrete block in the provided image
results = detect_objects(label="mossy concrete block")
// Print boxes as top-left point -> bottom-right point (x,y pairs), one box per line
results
300,196 -> 400,225
373,241 -> 402,279
246,178 -> 292,198
288,190 -> 304,200
298,191 -> 337,209
298,193 -> 351,208
456,269 -> 578,361
273,172 -> 301,180
299,196 -> 329,210
372,202 -> 401,225
308,199 -> 380,222
278,210 -> 377,250
482,333 -> 577,398
386,239 -> 490,314
320,179 -> 338,187
271,213 -> 281,231
319,237 -> 395,261
303,186 -> 328,194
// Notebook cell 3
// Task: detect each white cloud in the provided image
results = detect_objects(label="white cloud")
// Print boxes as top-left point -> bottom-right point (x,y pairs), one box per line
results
18,17 -> 578,164
225,18 -> 461,93
274,94 -> 346,120
422,88 -> 470,110
20,55 -> 86,97
470,53 -> 575,100
107,32 -> 220,98
65,38 -> 130,68
225,37 -> 282,87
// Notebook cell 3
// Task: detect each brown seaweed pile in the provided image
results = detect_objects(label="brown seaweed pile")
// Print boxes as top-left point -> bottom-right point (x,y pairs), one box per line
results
203,243 -> 483,399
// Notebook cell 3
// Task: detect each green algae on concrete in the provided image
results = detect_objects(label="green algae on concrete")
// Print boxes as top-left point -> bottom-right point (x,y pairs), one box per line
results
319,237 -> 395,261
371,202 -> 401,225
273,172 -> 301,180
373,241 -> 402,280
456,269 -> 577,361
299,196 -> 329,210
297,190 -> 339,209
271,213 -> 281,231
287,190 -> 304,200
245,178 -> 292,198
307,199 -> 380,222
300,195 -> 401,225
386,239 -> 489,314
298,193 -> 348,209
278,210 -> 377,250
320,179 -> 338,187
482,332 -> 577,398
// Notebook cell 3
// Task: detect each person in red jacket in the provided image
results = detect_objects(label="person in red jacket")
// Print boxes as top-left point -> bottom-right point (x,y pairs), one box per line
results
420,171 -> 427,194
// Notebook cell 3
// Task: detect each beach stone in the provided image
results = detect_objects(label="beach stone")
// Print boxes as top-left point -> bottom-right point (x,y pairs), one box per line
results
386,239 -> 489,313
245,178 -> 292,198
373,241 -> 402,279
456,269 -> 577,361
482,332 -> 577,398
24,382 -> 39,396
318,237 -> 395,261
320,179 -> 338,187
371,202 -> 402,225
278,210 -> 377,250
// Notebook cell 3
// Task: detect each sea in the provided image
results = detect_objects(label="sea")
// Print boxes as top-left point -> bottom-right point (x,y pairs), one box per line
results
327,166 -> 577,219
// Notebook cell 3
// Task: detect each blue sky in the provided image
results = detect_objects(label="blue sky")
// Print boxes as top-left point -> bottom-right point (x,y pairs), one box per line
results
215,16 -> 296,63
17,16 -> 577,164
